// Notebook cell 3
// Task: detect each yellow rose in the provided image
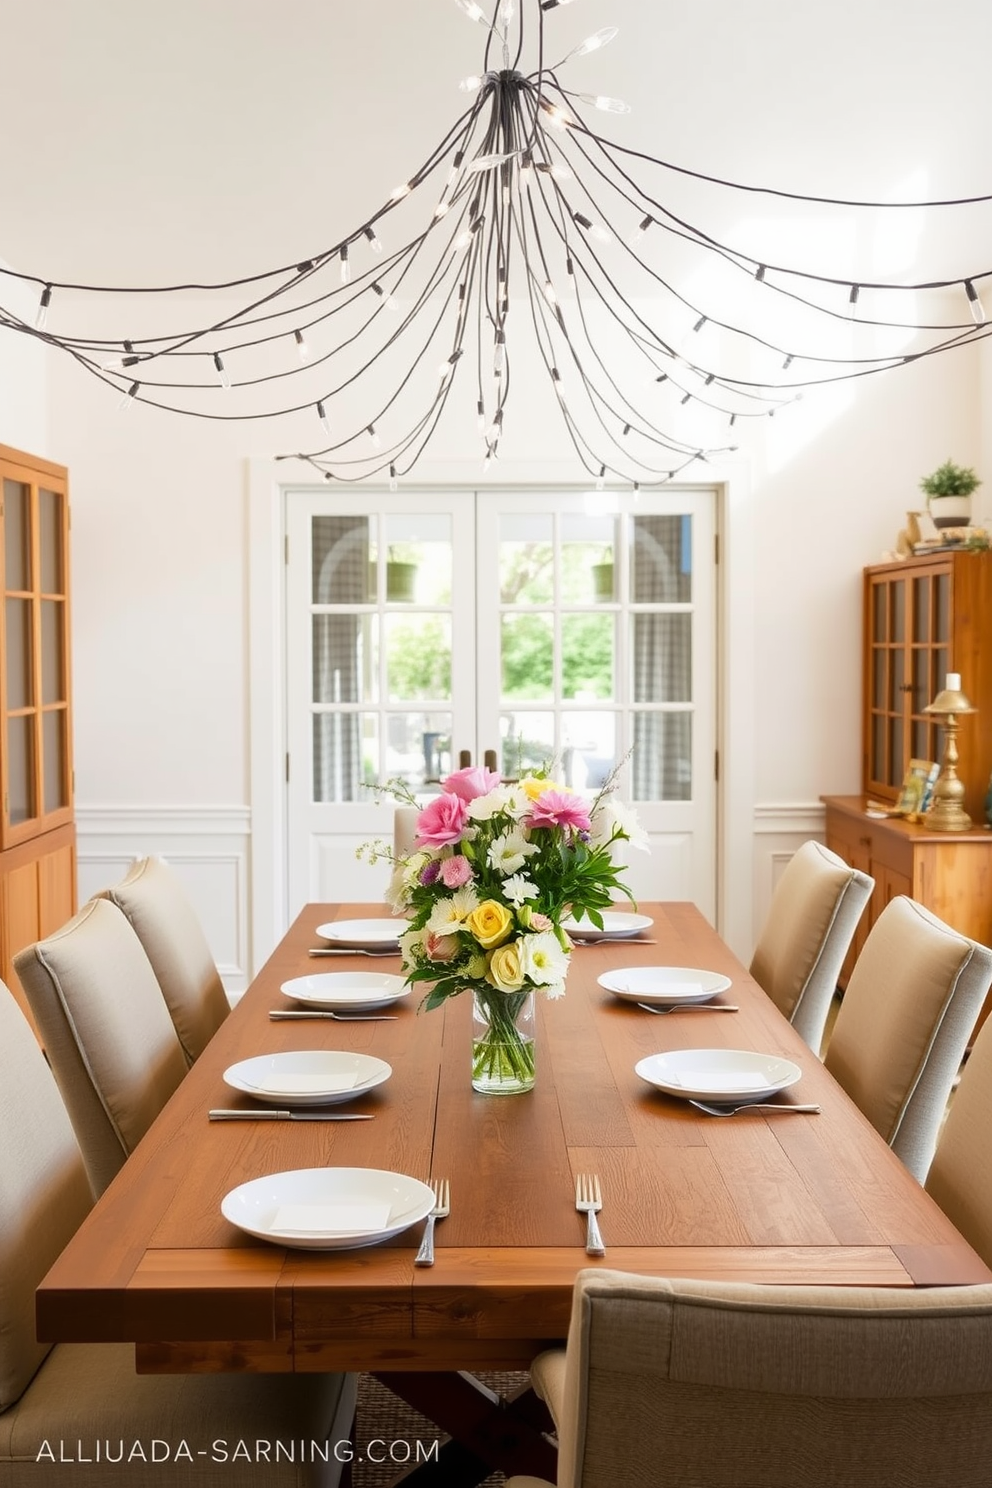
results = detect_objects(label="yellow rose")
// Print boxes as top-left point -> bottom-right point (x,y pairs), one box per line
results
519,776 -> 563,801
466,898 -> 514,949
487,940 -> 526,992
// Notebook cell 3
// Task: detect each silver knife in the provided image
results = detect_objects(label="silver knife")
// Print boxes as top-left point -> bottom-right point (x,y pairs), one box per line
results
209,1109 -> 374,1122
269,1010 -> 398,1021
308,948 -> 400,957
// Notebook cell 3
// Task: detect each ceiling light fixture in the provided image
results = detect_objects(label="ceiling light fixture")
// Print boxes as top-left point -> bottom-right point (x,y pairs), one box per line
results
1,0 -> 991,488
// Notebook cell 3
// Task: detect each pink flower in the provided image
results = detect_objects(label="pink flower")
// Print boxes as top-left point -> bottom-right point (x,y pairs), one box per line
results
415,793 -> 470,849
529,912 -> 552,931
441,765 -> 502,802
440,856 -> 474,888
425,931 -> 459,962
527,790 -> 592,834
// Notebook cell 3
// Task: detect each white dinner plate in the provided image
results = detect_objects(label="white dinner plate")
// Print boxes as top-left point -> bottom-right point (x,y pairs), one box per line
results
598,966 -> 732,1006
563,911 -> 654,940
280,972 -> 410,1012
315,918 -> 409,949
223,1051 -> 392,1106
221,1167 -> 435,1251
635,1048 -> 802,1103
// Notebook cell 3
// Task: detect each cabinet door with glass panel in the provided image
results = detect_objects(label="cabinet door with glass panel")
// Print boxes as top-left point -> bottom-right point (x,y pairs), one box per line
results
0,449 -> 73,847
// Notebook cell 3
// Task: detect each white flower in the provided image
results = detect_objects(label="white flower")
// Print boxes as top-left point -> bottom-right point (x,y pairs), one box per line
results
426,885 -> 480,934
521,930 -> 570,986
542,978 -> 567,1000
488,828 -> 538,876
399,928 -> 424,971
467,785 -> 514,821
502,874 -> 539,907
590,796 -> 649,852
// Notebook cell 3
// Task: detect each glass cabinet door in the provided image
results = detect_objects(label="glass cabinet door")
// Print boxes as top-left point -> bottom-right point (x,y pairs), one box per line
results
0,456 -> 73,847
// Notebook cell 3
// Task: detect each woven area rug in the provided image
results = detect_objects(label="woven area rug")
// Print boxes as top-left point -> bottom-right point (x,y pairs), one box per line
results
352,1372 -> 531,1488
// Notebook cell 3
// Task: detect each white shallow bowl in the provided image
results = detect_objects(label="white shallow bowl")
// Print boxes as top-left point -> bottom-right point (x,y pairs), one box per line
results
598,966 -> 732,1006
563,912 -> 654,940
223,1051 -> 392,1106
280,972 -> 410,1012
635,1048 -> 802,1103
315,918 -> 409,948
221,1167 -> 435,1251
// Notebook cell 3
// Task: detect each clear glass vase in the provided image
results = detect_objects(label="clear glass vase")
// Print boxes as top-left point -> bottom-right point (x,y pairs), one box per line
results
471,986 -> 536,1095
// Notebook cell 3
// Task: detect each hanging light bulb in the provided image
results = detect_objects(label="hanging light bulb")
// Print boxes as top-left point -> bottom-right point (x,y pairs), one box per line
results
389,464 -> 398,492
848,284 -> 860,317
294,329 -> 311,362
213,352 -> 231,389
543,279 -> 557,306
755,264 -> 767,282
692,315 -> 707,333
540,0 -> 578,9
566,27 -> 619,58
390,181 -> 413,201
476,399 -> 486,433
459,74 -> 483,92
573,211 -> 610,244
519,151 -> 533,189
498,0 -> 515,24
339,245 -> 350,284
965,279 -> 986,325
364,225 -> 383,255
116,380 -> 139,412
596,465 -> 606,490
482,449 -> 493,476
102,339 -> 138,373
446,150 -> 465,188
371,282 -> 399,311
577,93 -> 631,115
316,400 -> 332,439
434,199 -> 450,219
541,101 -> 573,130
454,0 -> 486,21
782,353 -> 794,371
35,284 -> 52,330
493,329 -> 506,377
487,408 -> 504,443
631,215 -> 652,244
367,424 -> 381,448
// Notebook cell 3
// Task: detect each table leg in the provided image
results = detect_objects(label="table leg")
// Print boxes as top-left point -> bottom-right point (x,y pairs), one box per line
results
370,1372 -> 558,1485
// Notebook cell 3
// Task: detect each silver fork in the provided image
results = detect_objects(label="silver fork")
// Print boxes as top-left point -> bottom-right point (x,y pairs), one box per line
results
689,1099 -> 821,1117
637,1001 -> 739,1015
414,1178 -> 450,1267
308,947 -> 399,957
268,1010 -> 398,1022
575,1173 -> 605,1256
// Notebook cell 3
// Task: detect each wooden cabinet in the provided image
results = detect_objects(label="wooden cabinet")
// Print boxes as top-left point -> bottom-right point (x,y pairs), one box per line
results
823,797 -> 992,1025
0,445 -> 76,1034
864,551 -> 992,822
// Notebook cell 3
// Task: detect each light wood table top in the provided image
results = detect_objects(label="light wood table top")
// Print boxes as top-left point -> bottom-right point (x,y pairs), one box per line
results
37,901 -> 992,1377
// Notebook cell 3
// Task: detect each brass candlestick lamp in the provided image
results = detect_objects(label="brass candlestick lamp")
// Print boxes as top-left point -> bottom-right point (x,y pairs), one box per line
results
924,672 -> 977,832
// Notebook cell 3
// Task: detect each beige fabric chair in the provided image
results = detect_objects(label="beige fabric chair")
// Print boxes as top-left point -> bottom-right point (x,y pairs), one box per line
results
99,855 -> 230,1065
824,895 -> 992,1183
0,980 -> 356,1487
749,839 -> 873,1052
508,1268 -> 992,1488
13,897 -> 190,1197
926,1006 -> 992,1270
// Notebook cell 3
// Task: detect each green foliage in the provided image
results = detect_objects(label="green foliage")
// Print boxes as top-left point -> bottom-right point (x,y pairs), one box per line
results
919,460 -> 982,499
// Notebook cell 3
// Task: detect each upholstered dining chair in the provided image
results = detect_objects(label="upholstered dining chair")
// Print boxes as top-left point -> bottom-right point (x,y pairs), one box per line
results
13,897 -> 190,1197
0,979 -> 356,1488
506,1268 -> 992,1488
98,854 -> 230,1065
926,1005 -> 992,1269
824,894 -> 992,1183
749,839 -> 873,1053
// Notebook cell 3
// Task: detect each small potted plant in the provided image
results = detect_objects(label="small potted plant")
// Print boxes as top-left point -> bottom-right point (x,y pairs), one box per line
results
919,459 -> 981,530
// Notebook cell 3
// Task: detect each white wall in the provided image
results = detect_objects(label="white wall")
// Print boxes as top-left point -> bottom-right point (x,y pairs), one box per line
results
0,271 -> 49,453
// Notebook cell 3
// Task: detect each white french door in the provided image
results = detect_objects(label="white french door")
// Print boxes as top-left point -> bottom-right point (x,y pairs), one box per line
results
284,486 -> 718,921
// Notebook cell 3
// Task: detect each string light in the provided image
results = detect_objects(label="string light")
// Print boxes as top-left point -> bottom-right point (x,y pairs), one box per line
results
1,2 -> 990,490
965,279 -> 986,324
117,380 -> 139,411
389,464 -> 398,492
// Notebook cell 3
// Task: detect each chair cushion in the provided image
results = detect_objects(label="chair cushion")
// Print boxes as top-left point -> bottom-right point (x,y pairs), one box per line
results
0,1341 -> 356,1487
13,899 -> 189,1197
825,896 -> 992,1179
0,988 -> 92,1412
927,1011 -> 992,1270
530,1348 -> 567,1431
101,857 -> 230,1065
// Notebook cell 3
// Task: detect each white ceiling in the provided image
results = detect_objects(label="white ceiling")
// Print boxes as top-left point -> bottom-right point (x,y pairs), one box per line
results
3,0 -> 992,287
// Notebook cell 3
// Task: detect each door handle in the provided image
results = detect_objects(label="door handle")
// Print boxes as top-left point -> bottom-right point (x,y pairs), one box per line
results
484,749 -> 498,773
458,750 -> 472,768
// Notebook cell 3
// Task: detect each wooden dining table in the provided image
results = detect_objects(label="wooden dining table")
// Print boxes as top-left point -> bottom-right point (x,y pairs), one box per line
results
36,901 -> 992,1484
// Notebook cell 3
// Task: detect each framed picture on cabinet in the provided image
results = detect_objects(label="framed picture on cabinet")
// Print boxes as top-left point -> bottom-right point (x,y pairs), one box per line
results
895,759 -> 939,817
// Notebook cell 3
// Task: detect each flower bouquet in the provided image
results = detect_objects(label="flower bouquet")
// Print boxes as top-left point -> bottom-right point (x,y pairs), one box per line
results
370,764 -> 642,1094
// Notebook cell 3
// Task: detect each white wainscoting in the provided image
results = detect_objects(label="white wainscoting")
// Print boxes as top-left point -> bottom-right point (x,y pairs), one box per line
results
750,802 -> 827,956
75,806 -> 251,998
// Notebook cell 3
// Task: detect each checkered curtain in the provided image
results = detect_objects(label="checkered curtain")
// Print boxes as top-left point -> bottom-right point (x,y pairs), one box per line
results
631,515 -> 692,801
311,515 -> 369,801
